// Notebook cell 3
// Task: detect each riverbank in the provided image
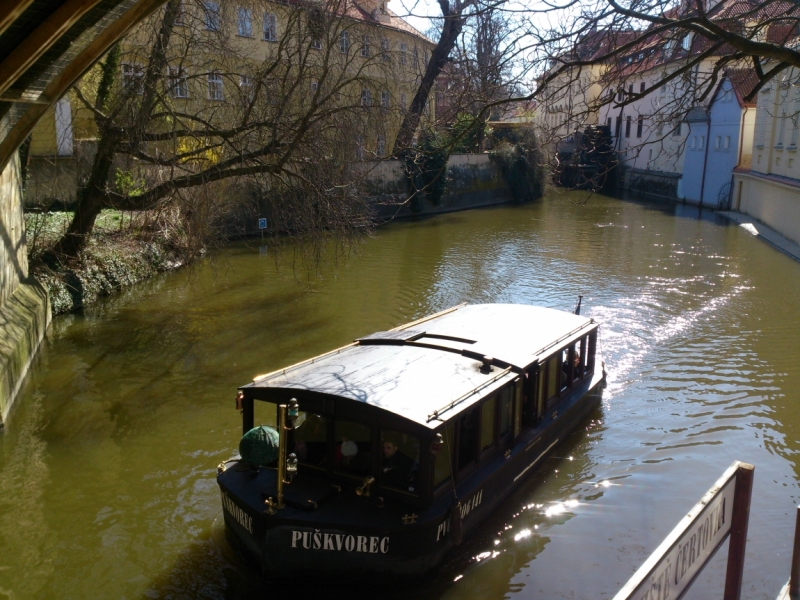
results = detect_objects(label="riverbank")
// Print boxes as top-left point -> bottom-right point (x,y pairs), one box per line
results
26,211 -> 185,316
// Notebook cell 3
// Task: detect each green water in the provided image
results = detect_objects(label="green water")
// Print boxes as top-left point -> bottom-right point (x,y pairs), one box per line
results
2,191 -> 799,599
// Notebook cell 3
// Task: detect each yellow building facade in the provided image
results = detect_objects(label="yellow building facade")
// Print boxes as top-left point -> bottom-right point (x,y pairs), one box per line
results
26,0 -> 435,203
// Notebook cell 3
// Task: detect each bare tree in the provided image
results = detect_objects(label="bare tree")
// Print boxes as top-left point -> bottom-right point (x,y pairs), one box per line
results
48,0 -> 402,260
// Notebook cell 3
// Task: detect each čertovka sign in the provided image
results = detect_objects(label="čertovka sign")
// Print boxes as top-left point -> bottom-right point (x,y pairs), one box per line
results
614,461 -> 754,600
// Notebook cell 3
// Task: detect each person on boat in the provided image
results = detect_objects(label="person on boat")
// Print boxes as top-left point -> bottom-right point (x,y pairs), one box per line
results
381,439 -> 414,490
562,350 -> 582,386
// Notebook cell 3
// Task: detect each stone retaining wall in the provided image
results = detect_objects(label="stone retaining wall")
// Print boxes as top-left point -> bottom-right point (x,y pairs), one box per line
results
0,153 -> 51,428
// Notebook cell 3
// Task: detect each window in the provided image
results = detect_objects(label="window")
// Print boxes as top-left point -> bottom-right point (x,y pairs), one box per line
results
544,355 -> 560,409
480,396 -> 496,455
340,31 -> 350,54
755,107 -> 766,147
355,135 -> 364,160
239,75 -> 254,99
122,63 -> 144,94
263,13 -> 277,41
793,91 -> 800,147
207,71 -> 224,100
381,431 -> 419,493
616,88 -> 624,102
292,413 -> 327,469
778,110 -> 787,147
399,43 -> 407,65
433,424 -> 454,489
607,117 -> 612,129
203,1 -> 220,31
237,7 -> 252,37
376,135 -> 385,157
682,33 -> 693,51
413,47 -> 419,69
714,135 -> 721,150
381,38 -> 389,61
698,135 -> 705,150
169,66 -> 189,98
689,136 -> 696,149
615,116 -> 621,138
335,420 -> 372,476
310,79 -> 318,93
174,1 -> 185,26
361,35 -> 370,57
498,386 -> 513,440
640,82 -> 646,93
458,409 -> 480,471
381,89 -> 389,108
361,88 -> 371,107
656,120 -> 664,136
400,93 -> 407,110
625,115 -> 632,138
724,135 -> 731,150
637,115 -> 643,138
311,36 -> 321,50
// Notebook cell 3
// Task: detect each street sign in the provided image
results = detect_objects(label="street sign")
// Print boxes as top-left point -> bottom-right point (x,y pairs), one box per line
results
258,217 -> 267,230
613,461 -> 754,600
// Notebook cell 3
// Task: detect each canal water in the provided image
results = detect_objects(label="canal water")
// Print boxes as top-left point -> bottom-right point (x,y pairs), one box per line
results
1,191 -> 799,599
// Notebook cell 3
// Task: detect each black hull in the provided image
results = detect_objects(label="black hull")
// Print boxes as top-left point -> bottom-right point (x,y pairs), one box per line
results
217,371 -> 605,580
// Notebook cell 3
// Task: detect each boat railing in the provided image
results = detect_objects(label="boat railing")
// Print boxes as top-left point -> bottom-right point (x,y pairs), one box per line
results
427,366 -> 513,423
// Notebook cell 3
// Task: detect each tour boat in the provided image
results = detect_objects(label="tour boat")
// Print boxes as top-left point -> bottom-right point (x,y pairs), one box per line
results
216,303 -> 606,579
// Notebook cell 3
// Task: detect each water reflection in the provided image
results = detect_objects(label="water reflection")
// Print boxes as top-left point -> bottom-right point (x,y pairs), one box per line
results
1,191 -> 800,599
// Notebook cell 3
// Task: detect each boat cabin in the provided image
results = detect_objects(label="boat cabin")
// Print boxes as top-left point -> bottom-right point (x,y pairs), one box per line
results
235,304 -> 599,508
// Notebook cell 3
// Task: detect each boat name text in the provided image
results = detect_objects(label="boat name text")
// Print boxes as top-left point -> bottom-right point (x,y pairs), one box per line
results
436,489 -> 483,542
291,530 -> 390,553
221,491 -> 253,534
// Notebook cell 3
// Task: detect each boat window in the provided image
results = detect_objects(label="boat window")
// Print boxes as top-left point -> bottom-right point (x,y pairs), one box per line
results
480,396 -> 496,455
499,385 -> 513,439
458,409 -> 480,470
292,413 -> 328,469
335,419 -> 372,476
521,371 -> 537,428
433,424 -> 455,489
254,401 -> 278,428
380,430 -> 419,494
562,344 -> 582,387
537,367 -> 546,419
513,379 -> 522,437
546,356 -> 559,409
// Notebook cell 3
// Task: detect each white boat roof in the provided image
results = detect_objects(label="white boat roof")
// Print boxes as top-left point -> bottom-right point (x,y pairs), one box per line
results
244,304 -> 596,428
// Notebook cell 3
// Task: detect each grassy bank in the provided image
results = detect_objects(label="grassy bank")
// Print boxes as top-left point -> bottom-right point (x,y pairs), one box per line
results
26,211 -> 185,316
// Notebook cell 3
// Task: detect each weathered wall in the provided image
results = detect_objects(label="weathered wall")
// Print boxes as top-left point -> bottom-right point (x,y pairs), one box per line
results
732,170 -> 800,246
363,153 -> 513,220
0,151 -> 51,427
1,153 -> 27,303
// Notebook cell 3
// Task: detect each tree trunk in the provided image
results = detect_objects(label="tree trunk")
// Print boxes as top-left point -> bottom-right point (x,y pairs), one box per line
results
49,130 -> 120,259
394,5 -> 467,151
47,0 -> 181,260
